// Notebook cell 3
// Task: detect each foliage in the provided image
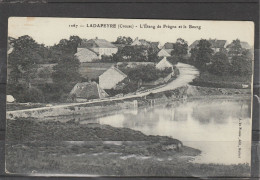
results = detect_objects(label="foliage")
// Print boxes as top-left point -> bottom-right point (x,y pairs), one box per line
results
8,35 -> 84,103
121,65 -> 172,82
171,38 -> 188,60
167,56 -> 179,65
114,36 -> 133,45
230,55 -> 252,76
52,54 -> 81,93
227,39 -> 242,56
190,39 -> 214,71
117,45 -> 148,62
8,35 -> 42,85
7,83 -> 45,103
209,51 -> 230,75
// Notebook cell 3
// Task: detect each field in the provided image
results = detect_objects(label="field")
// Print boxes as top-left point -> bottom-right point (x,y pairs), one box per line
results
79,62 -> 114,80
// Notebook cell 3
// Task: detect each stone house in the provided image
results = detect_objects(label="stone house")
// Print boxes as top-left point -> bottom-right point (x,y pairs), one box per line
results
162,42 -> 175,50
70,81 -> 108,102
75,48 -> 99,62
99,66 -> 127,89
76,38 -> 118,60
131,37 -> 151,46
156,57 -> 174,70
157,49 -> 172,57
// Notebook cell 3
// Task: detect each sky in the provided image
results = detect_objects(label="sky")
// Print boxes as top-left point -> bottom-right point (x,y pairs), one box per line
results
8,17 -> 255,47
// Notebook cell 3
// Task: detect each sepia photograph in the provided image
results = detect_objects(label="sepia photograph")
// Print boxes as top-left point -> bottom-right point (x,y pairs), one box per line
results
5,17 -> 254,177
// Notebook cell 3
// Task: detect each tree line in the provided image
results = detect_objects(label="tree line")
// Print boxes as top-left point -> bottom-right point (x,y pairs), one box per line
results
189,39 -> 252,76
7,35 -> 252,103
8,35 -> 83,103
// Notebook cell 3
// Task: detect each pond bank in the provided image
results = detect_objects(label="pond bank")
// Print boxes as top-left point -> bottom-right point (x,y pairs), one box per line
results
6,120 -> 250,176
6,119 -> 199,175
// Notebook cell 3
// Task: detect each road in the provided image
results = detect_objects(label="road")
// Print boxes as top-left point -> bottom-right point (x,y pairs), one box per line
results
135,62 -> 199,95
7,63 -> 199,113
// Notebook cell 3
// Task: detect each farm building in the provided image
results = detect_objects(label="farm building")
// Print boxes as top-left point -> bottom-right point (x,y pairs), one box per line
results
75,48 -> 99,62
99,66 -> 127,89
162,42 -> 175,49
77,38 -> 118,58
156,57 -> 174,70
157,49 -> 172,57
131,37 -> 151,46
70,81 -> 108,102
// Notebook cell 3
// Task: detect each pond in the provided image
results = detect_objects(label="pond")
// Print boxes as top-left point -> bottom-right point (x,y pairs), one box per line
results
80,98 -> 251,165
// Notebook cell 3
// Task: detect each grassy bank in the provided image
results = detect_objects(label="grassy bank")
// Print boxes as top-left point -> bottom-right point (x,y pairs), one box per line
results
190,71 -> 251,89
6,120 -> 250,177
6,119 -> 199,175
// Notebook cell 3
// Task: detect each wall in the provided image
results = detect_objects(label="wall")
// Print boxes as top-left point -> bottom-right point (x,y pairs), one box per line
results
7,100 -> 136,122
99,68 -> 126,89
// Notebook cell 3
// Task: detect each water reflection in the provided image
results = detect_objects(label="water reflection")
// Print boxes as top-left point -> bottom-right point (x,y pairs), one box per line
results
80,98 -> 251,165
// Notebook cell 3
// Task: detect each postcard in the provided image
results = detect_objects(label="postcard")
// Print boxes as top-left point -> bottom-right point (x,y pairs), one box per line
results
6,17 -> 254,177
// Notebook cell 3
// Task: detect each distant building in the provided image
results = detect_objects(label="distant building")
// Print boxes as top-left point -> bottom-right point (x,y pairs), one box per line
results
131,37 -> 150,46
240,41 -> 252,49
75,48 -> 99,62
156,57 -> 173,70
226,41 -> 252,50
162,42 -> 175,49
70,82 -> 108,102
99,66 -> 127,89
157,49 -> 172,57
189,39 -> 227,53
77,38 -> 118,59
150,41 -> 163,49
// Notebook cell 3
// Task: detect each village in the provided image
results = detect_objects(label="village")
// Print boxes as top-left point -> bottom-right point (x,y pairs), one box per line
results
5,18 -> 254,177
6,35 -> 253,106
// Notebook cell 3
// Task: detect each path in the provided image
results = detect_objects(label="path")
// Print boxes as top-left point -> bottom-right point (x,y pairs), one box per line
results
7,63 -> 199,113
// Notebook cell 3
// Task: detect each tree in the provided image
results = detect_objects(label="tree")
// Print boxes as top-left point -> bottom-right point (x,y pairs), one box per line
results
209,51 -> 230,75
242,49 -> 253,60
116,45 -> 148,62
8,35 -> 42,86
115,36 -> 133,45
52,55 -> 81,94
171,38 -> 188,60
230,55 -> 252,76
190,39 -> 214,71
52,35 -> 82,56
147,45 -> 160,62
227,39 -> 242,56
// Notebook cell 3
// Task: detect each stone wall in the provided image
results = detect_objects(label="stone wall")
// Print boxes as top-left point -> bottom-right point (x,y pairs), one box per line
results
7,100 -> 135,121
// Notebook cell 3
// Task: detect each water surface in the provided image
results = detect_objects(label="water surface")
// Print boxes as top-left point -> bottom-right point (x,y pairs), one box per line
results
80,98 -> 251,165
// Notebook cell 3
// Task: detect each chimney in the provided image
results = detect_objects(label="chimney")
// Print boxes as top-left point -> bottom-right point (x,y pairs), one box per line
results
95,37 -> 98,40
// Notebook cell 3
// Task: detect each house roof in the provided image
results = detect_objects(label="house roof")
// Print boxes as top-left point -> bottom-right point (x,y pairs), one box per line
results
163,42 -> 175,49
70,81 -> 108,99
151,42 -> 159,47
78,38 -> 117,48
210,40 -> 226,48
132,38 -> 150,46
156,57 -> 173,67
110,66 -> 127,78
240,42 -> 251,49
189,39 -> 227,49
226,41 -> 252,49
76,47 -> 99,56
158,49 -> 172,57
